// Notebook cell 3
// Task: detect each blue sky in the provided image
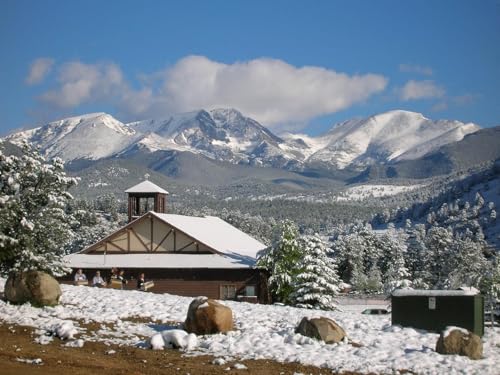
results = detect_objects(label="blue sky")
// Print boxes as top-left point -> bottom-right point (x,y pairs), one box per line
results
1,0 -> 499,135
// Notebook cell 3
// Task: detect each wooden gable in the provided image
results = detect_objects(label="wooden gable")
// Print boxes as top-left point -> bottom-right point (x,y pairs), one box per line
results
84,213 -> 219,254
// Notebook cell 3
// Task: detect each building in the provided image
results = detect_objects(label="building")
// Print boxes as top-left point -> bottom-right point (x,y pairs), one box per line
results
63,179 -> 270,303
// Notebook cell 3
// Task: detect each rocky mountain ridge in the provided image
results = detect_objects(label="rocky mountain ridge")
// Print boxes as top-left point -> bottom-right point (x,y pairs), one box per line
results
6,109 -> 480,175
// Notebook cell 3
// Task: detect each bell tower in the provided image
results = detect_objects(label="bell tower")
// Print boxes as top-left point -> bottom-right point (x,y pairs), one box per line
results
125,175 -> 169,222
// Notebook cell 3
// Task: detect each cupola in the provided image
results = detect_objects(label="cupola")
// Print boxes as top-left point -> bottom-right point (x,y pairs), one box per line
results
125,174 -> 168,222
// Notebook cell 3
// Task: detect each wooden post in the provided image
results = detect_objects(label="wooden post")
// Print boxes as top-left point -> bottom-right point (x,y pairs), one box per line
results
150,216 -> 154,252
127,229 -> 130,252
173,230 -> 176,252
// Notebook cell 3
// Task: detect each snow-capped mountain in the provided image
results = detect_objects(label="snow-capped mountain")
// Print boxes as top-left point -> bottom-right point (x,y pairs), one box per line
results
282,110 -> 479,170
123,108 -> 293,168
5,109 -> 480,174
7,113 -> 138,161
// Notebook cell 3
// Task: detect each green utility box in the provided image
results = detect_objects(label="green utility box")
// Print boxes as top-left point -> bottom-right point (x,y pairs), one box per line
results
391,289 -> 484,337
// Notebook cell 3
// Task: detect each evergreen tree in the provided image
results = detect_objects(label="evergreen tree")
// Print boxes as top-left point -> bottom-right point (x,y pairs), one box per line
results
257,220 -> 301,303
332,224 -> 383,293
405,224 -> 431,288
425,226 -> 454,288
448,238 -> 487,289
364,266 -> 384,293
0,141 -> 77,276
481,256 -> 500,326
65,203 -> 124,254
379,230 -> 411,293
474,192 -> 485,209
291,234 -> 340,310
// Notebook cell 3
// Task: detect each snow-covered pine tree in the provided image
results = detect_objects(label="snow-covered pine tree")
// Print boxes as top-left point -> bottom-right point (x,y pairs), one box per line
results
332,224 -> 383,293
475,192 -> 485,209
448,237 -> 487,289
66,204 -> 124,254
0,140 -> 77,276
379,230 -> 411,293
257,220 -> 301,304
364,266 -> 384,293
481,256 -> 500,327
405,224 -> 431,288
291,234 -> 340,310
425,226 -> 454,288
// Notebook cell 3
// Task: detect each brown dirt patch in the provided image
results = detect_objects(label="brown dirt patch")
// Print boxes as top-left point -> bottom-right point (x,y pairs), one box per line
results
0,322 -> 368,375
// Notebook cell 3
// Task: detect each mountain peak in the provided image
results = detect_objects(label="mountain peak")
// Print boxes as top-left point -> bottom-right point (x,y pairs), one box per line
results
52,112 -> 109,123
210,108 -> 245,124
369,110 -> 427,123
3,108 -> 483,174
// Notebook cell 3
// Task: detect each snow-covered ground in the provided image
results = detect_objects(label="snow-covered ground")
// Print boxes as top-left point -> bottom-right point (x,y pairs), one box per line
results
335,184 -> 426,201
1,279 -> 499,374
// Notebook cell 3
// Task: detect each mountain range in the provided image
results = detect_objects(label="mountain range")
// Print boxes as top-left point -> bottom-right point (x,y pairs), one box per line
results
6,108 -> 484,174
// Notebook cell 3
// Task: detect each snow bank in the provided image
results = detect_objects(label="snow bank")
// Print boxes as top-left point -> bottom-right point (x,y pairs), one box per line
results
148,329 -> 197,350
53,321 -> 78,340
0,278 -> 499,374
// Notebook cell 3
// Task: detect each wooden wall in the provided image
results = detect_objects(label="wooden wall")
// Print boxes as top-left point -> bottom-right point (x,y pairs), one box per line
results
89,214 -> 214,254
60,268 -> 270,304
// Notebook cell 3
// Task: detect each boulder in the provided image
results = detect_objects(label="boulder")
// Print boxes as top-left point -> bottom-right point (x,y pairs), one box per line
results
184,297 -> 233,335
436,327 -> 483,360
4,271 -> 62,306
295,316 -> 346,344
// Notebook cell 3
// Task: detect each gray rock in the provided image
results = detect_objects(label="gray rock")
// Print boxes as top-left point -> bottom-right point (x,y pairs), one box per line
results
295,316 -> 346,344
184,297 -> 234,335
436,328 -> 483,360
4,271 -> 62,306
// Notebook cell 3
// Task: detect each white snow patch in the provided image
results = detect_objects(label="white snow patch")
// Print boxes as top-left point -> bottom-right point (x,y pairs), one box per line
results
0,278 -> 498,374
335,184 -> 426,202
16,357 -> 43,365
212,357 -> 227,365
443,326 -> 470,338
148,330 -> 198,350
34,333 -> 54,345
64,339 -> 85,348
53,321 -> 78,340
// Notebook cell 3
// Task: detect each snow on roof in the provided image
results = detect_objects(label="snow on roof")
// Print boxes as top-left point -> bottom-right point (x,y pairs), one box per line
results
392,289 -> 479,297
64,253 -> 255,269
125,180 -> 169,194
151,212 -> 267,259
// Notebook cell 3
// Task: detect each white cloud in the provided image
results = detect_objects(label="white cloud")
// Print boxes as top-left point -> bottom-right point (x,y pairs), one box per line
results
399,63 -> 433,76
26,58 -> 54,85
399,80 -> 445,101
36,56 -> 388,128
40,61 -> 125,108
160,56 -> 388,125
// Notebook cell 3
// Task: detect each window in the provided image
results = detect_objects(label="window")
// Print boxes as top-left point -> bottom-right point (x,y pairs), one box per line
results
220,285 -> 237,300
245,285 -> 256,297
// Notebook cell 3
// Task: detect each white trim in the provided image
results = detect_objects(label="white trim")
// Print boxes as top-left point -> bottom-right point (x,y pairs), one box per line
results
64,253 -> 256,269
